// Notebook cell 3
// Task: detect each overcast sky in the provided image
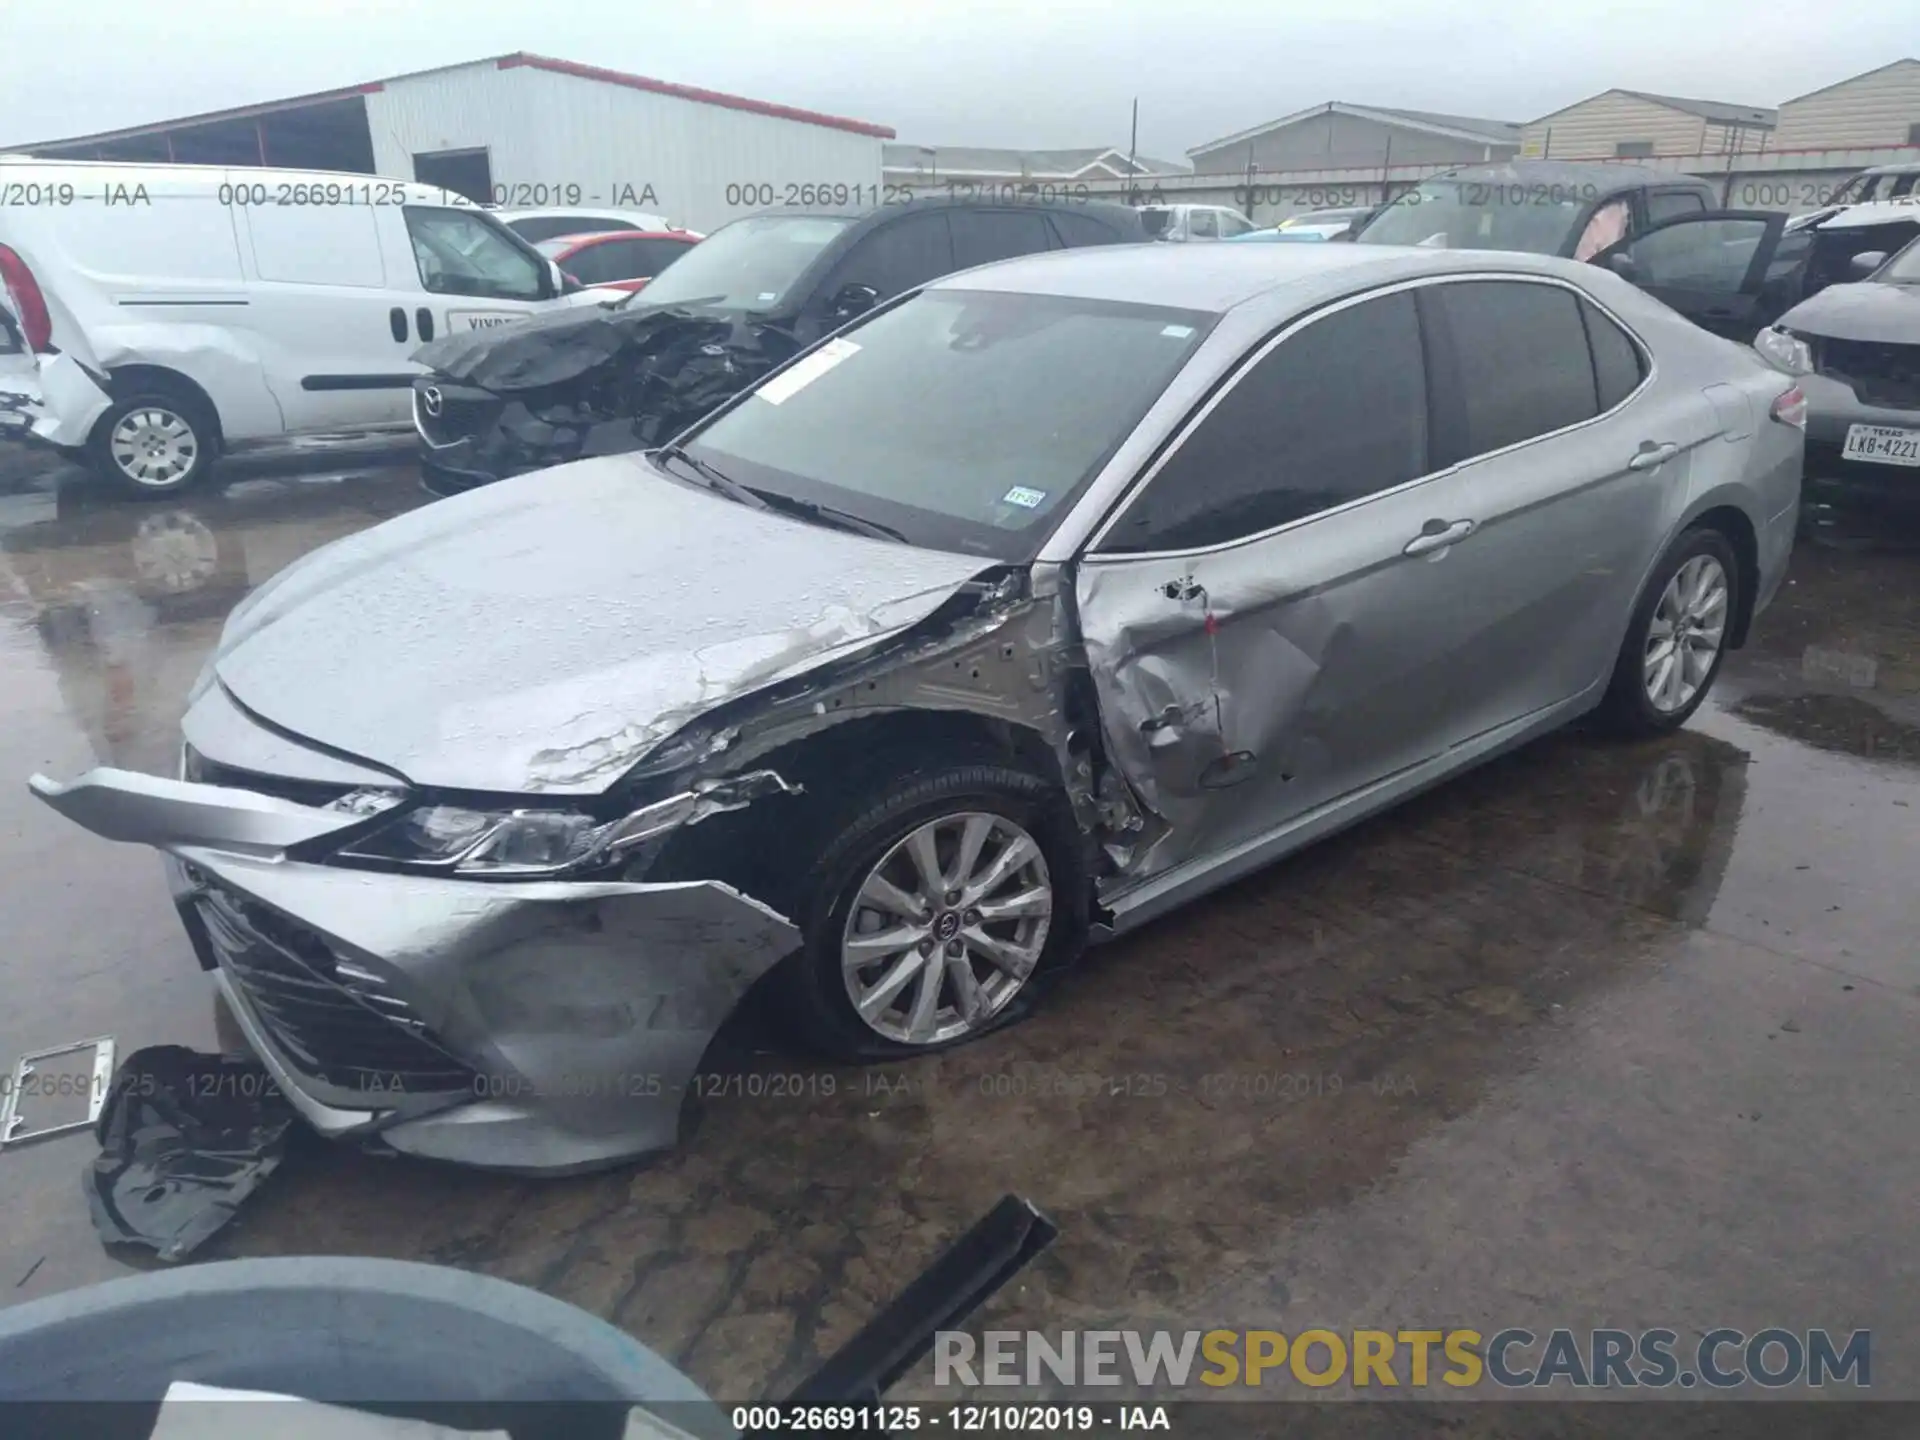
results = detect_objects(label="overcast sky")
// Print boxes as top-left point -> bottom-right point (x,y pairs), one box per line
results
3,0 -> 1912,159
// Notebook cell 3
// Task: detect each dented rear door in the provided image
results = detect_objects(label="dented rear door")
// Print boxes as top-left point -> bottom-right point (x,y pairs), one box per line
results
1075,286 -> 1498,873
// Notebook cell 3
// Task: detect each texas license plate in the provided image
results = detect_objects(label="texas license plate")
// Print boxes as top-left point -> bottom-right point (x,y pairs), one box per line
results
1841,424 -> 1920,467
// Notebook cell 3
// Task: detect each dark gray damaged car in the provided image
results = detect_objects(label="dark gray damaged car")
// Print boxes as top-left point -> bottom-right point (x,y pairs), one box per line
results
31,243 -> 1802,1171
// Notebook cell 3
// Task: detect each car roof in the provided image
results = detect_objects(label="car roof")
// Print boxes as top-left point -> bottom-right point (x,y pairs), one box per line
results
1857,161 -> 1920,176
924,239 -> 1606,314
1422,159 -> 1706,190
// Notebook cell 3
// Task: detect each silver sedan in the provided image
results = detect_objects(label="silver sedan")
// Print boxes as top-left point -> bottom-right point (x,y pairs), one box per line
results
31,242 -> 1805,1171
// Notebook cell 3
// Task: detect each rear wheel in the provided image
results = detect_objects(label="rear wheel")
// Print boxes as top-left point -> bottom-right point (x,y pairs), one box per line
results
87,384 -> 218,498
1597,526 -> 1739,736
781,763 -> 1088,1061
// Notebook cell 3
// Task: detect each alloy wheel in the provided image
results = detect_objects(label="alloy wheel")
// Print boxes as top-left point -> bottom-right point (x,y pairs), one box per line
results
109,407 -> 199,488
1644,554 -> 1729,713
841,811 -> 1053,1046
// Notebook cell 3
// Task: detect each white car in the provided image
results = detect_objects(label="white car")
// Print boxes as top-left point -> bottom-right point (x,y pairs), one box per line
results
0,160 -> 623,497
1138,203 -> 1258,242
492,207 -> 676,243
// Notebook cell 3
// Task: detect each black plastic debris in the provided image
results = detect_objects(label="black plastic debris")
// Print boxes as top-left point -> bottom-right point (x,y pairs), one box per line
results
83,1045 -> 297,1263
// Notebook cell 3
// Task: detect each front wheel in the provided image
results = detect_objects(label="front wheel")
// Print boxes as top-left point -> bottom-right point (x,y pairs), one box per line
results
1597,526 -> 1739,736
782,764 -> 1088,1061
87,387 -> 218,498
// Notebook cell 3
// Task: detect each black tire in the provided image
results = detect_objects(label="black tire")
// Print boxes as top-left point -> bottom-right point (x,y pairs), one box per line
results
778,763 -> 1089,1062
85,382 -> 219,499
1596,525 -> 1740,737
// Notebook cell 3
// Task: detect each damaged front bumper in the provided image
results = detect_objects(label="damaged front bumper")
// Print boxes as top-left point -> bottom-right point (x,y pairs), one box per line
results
29,767 -> 799,1174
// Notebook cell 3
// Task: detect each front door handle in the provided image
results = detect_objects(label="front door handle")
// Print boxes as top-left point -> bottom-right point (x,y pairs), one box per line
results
1628,441 -> 1680,471
1403,518 -> 1476,556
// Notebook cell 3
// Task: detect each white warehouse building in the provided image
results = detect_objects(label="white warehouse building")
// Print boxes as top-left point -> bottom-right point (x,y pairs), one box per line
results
3,52 -> 894,233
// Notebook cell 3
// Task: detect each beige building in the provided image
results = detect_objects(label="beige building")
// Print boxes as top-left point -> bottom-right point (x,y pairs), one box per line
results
1774,58 -> 1920,150
1520,90 -> 1775,160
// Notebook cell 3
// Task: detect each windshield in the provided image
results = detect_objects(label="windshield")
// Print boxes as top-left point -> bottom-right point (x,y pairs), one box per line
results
679,289 -> 1214,560
622,214 -> 852,311
1355,179 -> 1600,253
1883,237 -> 1920,282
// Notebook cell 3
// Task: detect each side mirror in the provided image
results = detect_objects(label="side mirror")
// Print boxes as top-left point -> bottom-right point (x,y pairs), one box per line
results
1848,250 -> 1889,280
1607,251 -> 1641,282
830,282 -> 880,320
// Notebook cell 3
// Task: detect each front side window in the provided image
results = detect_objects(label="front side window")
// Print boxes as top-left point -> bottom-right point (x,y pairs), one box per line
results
1575,199 -> 1632,261
1101,290 -> 1428,554
1422,280 -> 1599,465
680,290 -> 1211,561
949,209 -> 1055,270
1188,209 -> 1220,239
827,213 -> 956,299
1355,180 -> 1590,254
630,215 -> 854,312
1618,217 -> 1768,291
402,206 -> 546,300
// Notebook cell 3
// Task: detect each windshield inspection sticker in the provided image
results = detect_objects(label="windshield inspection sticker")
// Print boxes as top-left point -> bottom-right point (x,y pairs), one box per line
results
1160,324 -> 1195,338
1002,486 -> 1048,509
755,337 -> 861,405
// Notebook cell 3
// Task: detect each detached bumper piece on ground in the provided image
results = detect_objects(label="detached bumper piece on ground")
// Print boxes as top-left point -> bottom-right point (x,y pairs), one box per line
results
85,1045 -> 297,1263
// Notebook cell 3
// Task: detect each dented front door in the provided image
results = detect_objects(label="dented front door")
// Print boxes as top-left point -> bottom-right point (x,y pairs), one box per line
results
1076,474 -> 1490,873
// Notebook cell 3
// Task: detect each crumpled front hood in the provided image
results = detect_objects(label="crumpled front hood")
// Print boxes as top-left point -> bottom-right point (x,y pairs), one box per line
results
413,301 -> 782,394
211,457 -> 994,794
1779,282 -> 1920,344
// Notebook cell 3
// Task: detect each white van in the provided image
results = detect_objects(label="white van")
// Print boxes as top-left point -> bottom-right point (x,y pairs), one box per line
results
0,159 -> 621,496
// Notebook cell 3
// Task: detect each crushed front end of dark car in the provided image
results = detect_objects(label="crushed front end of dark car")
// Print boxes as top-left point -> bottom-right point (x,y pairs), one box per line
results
412,303 -> 802,495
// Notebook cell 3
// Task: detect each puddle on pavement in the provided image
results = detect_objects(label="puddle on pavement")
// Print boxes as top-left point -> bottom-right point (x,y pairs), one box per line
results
1734,690 -> 1920,764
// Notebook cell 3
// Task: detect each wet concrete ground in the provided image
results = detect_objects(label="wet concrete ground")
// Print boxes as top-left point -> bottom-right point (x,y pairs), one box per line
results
0,445 -> 1915,1413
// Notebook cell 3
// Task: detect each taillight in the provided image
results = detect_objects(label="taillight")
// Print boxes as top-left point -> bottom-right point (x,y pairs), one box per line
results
0,245 -> 53,353
1770,385 -> 1808,430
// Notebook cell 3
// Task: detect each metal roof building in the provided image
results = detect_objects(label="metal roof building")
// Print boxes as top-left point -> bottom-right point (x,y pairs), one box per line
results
2,53 -> 895,232
1519,88 -> 1776,160
1186,103 -> 1521,176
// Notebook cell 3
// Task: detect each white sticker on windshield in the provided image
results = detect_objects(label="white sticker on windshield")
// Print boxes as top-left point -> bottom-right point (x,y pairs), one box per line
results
1002,486 -> 1048,509
754,337 -> 861,406
757,291 -> 779,302
1160,324 -> 1194,338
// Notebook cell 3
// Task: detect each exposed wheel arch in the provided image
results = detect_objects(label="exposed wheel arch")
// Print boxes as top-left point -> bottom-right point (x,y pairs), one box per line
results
92,364 -> 226,451
1684,504 -> 1759,649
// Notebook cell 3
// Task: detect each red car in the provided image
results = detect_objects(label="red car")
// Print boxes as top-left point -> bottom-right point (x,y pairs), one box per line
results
533,229 -> 704,294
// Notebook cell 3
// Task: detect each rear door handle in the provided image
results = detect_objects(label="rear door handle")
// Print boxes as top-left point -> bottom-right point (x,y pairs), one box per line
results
1403,518 -> 1476,556
1628,441 -> 1680,471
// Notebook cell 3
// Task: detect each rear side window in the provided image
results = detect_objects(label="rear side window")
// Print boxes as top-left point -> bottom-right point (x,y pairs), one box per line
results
1102,291 -> 1427,552
1579,298 -> 1647,410
830,212 -> 955,298
950,209 -> 1056,270
1049,211 -> 1122,248
1423,281 -> 1599,465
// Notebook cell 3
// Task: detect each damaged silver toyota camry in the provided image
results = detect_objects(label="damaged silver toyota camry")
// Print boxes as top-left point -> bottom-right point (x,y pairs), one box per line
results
31,242 -> 1804,1172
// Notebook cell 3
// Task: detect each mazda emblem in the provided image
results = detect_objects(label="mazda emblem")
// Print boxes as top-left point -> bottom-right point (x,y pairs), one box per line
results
422,386 -> 444,417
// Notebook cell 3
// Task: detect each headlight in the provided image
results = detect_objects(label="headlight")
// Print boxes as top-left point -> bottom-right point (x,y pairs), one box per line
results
1754,326 -> 1813,375
337,804 -> 614,876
